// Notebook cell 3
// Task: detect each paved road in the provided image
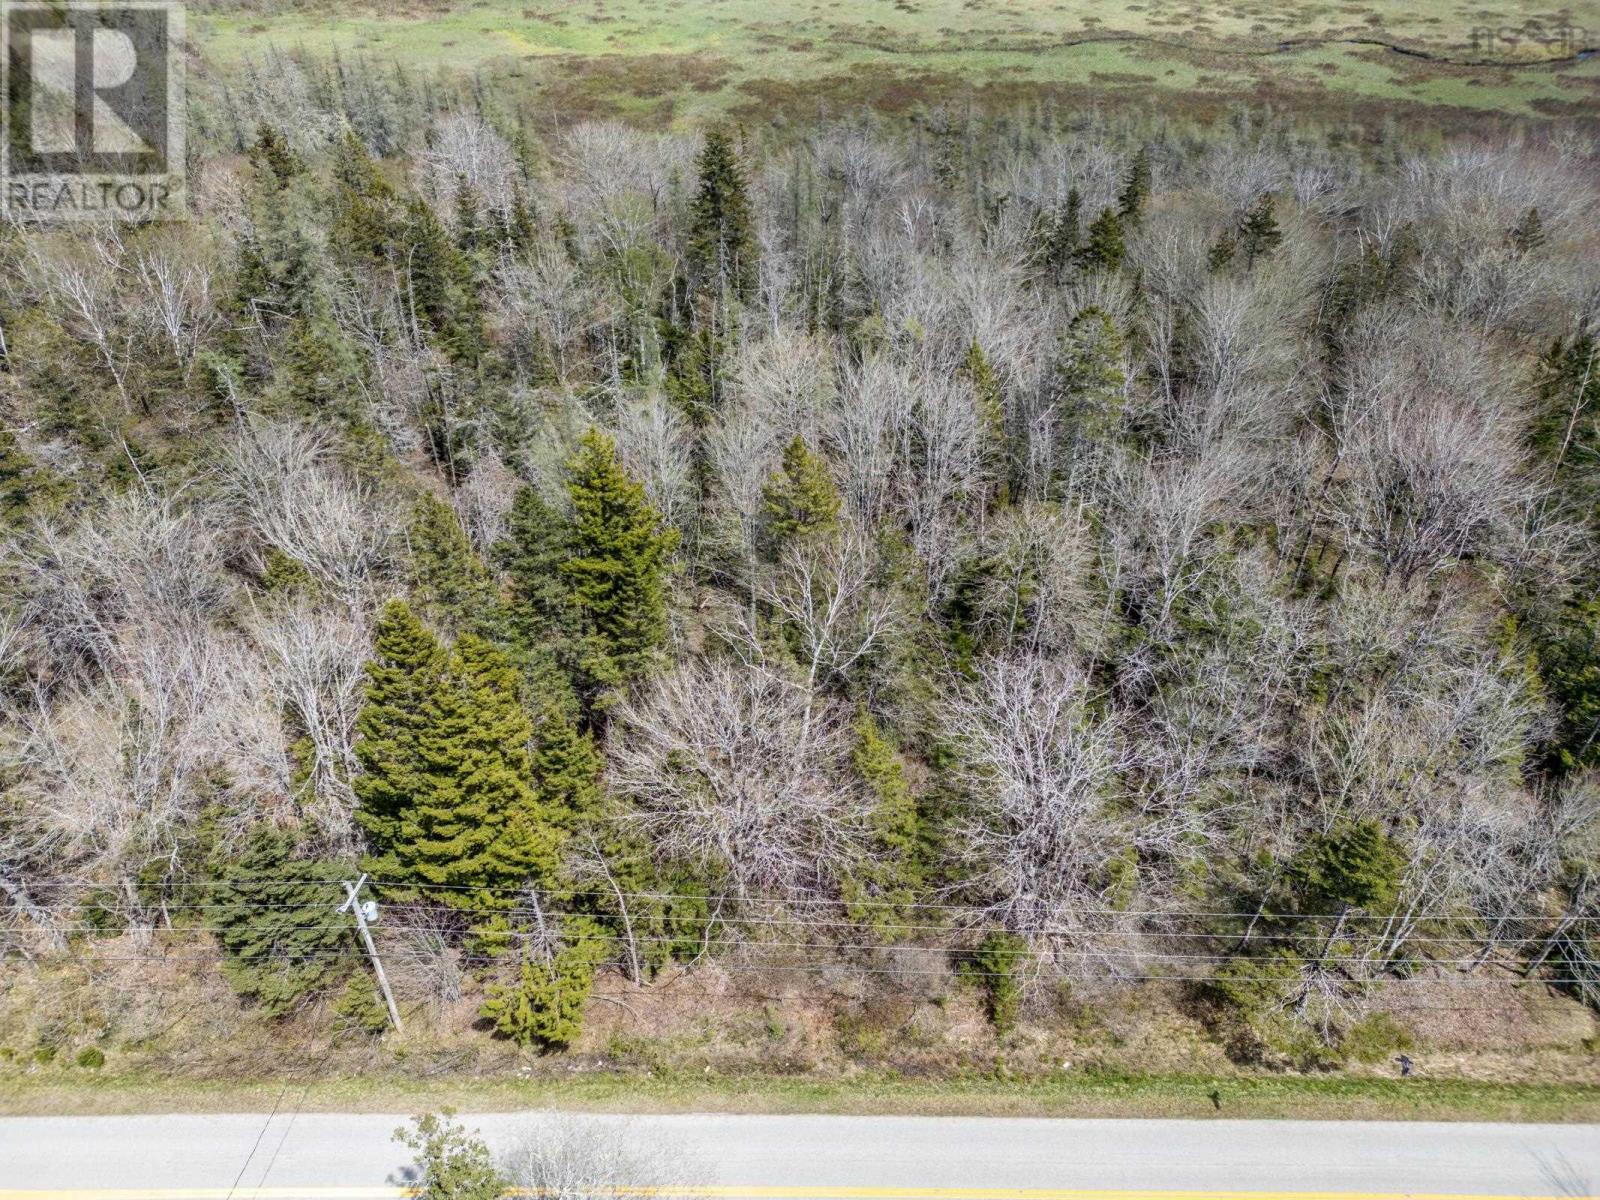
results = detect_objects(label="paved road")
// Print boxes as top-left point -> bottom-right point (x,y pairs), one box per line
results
1,1113 -> 1597,1198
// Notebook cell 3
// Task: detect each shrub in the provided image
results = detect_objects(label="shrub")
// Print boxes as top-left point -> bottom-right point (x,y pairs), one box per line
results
479,933 -> 603,1050
1209,951 -> 1305,1014
1288,819 -> 1403,917
1341,1013 -> 1414,1064
393,1111 -> 504,1200
966,931 -> 1029,1035
1208,955 -> 1345,1071
332,975 -> 390,1036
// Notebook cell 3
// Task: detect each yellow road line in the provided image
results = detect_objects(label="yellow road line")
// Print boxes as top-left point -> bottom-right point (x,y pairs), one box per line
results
1,1188 -> 1594,1200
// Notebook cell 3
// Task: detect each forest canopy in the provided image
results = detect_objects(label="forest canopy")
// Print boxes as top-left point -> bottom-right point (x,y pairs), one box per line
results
1,83 -> 1598,1063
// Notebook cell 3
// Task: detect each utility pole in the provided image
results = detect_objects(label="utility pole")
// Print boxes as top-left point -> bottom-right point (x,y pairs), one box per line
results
339,874 -> 402,1032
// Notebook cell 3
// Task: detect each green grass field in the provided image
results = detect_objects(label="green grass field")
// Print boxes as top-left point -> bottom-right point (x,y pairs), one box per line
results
192,0 -> 1600,121
5,1068 -> 1599,1121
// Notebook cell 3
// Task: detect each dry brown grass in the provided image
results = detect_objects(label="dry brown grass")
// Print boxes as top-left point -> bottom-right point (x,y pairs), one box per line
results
3,940 -> 1597,1111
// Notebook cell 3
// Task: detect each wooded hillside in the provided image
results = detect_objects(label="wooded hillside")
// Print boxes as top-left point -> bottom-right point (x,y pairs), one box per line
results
2,88 -> 1598,1070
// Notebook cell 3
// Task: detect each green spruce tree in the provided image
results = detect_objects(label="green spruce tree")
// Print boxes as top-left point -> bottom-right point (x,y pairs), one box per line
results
479,927 -> 606,1049
1511,206 -> 1546,253
1238,193 -> 1283,269
331,131 -> 401,264
688,128 -> 756,301
453,175 -> 488,260
761,435 -> 842,553
247,124 -> 304,190
213,827 -> 353,1017
1535,596 -> 1600,774
1289,819 -> 1403,917
964,340 -> 1011,506
1117,147 -> 1151,223
663,300 -> 730,427
1056,306 -> 1128,445
841,711 -> 923,933
402,196 -> 485,364
498,486 -> 573,638
500,183 -> 538,256
407,492 -> 500,637
354,600 -> 448,883
278,308 -> 358,412
401,634 -> 563,940
1207,229 -> 1238,273
1044,187 -> 1083,280
1532,333 -> 1598,515
562,429 -> 680,711
1077,207 -> 1126,273
496,485 -> 581,698
530,696 -> 604,832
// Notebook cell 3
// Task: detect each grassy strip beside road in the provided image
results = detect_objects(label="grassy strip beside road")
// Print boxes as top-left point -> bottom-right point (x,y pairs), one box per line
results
2,1070 -> 1596,1122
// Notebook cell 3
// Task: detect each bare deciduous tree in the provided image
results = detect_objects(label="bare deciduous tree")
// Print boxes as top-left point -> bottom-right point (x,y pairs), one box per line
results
609,659 -> 865,900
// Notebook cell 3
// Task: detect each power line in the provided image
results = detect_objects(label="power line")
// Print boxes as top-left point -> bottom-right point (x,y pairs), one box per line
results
28,914 -> 1572,945
22,884 -> 1597,924
38,946 -> 1599,982
224,1080 -> 291,1200
21,924 -> 1596,968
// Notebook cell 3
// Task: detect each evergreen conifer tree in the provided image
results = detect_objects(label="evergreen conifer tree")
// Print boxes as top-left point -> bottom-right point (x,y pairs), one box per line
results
401,634 -> 562,937
1535,596 -> 1600,774
1043,187 -> 1082,279
1532,333 -> 1598,515
841,712 -> 923,933
453,175 -> 488,260
402,196 -> 485,364
247,124 -> 304,190
279,309 -> 357,412
1289,819 -> 1402,916
1207,230 -> 1238,273
530,697 -> 604,832
213,827 -> 352,1017
499,487 -> 573,636
331,131 -> 401,264
663,301 -> 729,426
1077,208 -> 1126,273
1511,206 -> 1546,253
1056,306 -> 1128,444
562,430 -> 679,710
407,492 -> 500,637
502,184 -> 538,255
479,927 -> 607,1048
761,435 -> 842,552
261,546 -> 315,598
496,485 -> 580,698
688,128 -> 756,300
1117,147 -> 1151,223
232,189 -> 319,332
963,341 -> 1010,506
354,600 -> 447,882
1238,193 -> 1283,268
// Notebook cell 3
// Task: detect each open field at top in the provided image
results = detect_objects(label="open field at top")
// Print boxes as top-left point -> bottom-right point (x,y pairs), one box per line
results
190,0 -> 1600,122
